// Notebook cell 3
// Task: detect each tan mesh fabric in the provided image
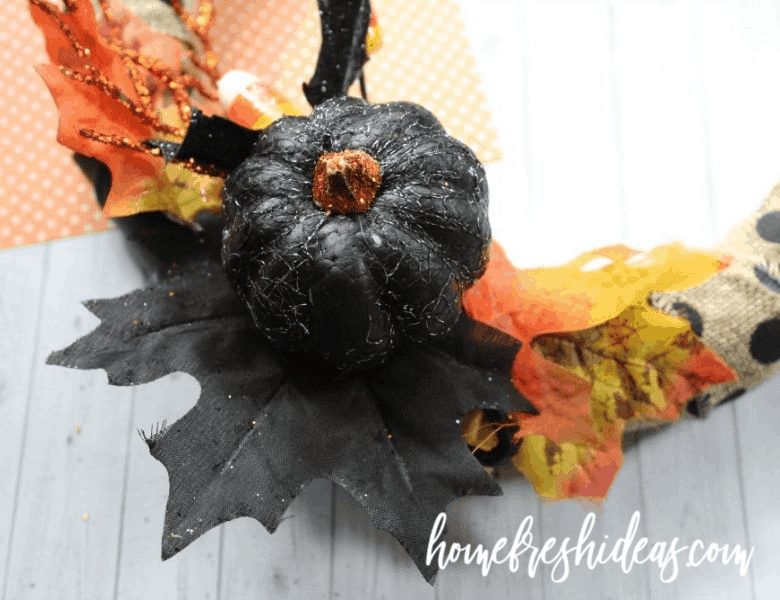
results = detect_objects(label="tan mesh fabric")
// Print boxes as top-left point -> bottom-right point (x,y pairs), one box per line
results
651,182 -> 780,412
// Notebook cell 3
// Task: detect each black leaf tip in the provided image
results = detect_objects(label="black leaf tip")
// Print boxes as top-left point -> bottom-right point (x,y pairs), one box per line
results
161,536 -> 179,561
46,349 -> 65,367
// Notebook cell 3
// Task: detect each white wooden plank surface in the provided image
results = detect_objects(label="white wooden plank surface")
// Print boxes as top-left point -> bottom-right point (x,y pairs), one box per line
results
218,479 -> 333,599
612,0 -> 716,250
4,233 -> 141,600
2,0 -> 780,598
432,476 -> 544,600
734,376 -> 780,598
638,408 -> 754,600
114,374 -> 221,600
694,0 -> 780,238
0,244 -> 46,599
330,486 -> 436,599
517,0 -> 625,268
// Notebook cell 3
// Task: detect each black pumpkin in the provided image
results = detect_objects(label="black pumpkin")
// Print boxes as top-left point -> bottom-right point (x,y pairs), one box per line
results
221,96 -> 491,369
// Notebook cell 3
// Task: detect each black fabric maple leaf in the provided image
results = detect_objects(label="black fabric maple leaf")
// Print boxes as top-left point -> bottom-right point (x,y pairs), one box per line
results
47,257 -> 535,582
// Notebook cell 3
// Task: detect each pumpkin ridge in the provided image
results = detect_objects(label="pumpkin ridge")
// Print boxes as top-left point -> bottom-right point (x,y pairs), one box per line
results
237,206 -> 325,265
222,97 -> 491,369
226,157 -> 311,203
356,223 -> 412,344
303,228 -> 395,367
375,194 -> 487,283
359,218 -> 462,343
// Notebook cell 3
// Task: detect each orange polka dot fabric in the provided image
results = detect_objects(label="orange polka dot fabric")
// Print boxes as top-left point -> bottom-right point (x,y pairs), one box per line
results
0,0 -> 107,249
1,0 -> 500,249
210,0 -> 502,162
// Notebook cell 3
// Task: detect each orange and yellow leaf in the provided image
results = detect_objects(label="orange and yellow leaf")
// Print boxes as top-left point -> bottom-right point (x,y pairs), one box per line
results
463,242 -> 737,501
30,0 -> 222,224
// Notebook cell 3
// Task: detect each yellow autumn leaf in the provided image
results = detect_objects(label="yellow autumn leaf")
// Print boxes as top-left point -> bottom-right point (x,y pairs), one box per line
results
467,241 -> 737,501
512,435 -> 619,500
366,12 -> 383,54
104,162 -> 223,224
533,244 -> 731,329
515,301 -> 735,501
534,301 -> 735,436
461,411 -> 500,452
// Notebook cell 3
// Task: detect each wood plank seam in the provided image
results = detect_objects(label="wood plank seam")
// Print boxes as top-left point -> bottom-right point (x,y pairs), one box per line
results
0,244 -> 50,600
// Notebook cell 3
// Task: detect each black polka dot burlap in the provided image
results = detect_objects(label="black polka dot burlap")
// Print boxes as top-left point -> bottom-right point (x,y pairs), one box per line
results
652,184 -> 780,414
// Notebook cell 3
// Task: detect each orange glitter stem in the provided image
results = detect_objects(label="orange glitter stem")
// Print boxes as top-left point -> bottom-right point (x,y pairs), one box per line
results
168,0 -> 220,81
31,0 -> 98,66
80,128 -> 162,156
79,130 -> 229,179
58,66 -> 183,136
97,0 -> 156,111
111,43 -> 219,103
311,150 -> 382,214
33,0 -> 177,134
171,156 -> 229,179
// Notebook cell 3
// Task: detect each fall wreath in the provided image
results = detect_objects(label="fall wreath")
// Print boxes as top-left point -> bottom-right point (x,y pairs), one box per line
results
29,0 -> 779,583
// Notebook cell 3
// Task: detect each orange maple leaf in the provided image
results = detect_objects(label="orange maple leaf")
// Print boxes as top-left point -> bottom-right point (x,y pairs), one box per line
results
30,0 -> 222,223
30,0 -> 139,97
514,433 -> 623,500
463,242 -> 737,500
36,61 -> 161,205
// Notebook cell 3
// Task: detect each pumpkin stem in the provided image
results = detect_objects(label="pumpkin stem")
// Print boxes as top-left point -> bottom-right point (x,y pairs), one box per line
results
312,149 -> 382,214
